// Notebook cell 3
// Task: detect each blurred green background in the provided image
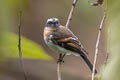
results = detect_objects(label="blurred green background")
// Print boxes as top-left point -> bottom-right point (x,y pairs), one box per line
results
0,0 -> 107,80
101,0 -> 120,80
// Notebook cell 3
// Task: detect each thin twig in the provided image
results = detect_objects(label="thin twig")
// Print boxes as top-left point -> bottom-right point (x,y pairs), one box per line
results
65,0 -> 78,28
56,0 -> 78,79
18,11 -> 28,80
57,54 -> 64,80
57,62 -> 61,80
91,9 -> 106,80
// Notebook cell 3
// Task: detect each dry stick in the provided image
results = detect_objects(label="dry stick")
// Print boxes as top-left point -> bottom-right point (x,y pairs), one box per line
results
57,0 -> 78,80
18,11 -> 28,80
57,54 -> 63,80
57,62 -> 61,80
65,0 -> 78,28
91,10 -> 106,80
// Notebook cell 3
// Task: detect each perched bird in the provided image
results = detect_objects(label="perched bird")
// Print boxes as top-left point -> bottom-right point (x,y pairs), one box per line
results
44,18 -> 97,73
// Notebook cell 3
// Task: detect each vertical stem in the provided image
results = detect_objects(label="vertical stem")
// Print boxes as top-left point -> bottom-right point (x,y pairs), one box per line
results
57,62 -> 61,80
57,0 -> 78,79
18,11 -> 28,80
91,10 -> 106,80
65,0 -> 78,28
57,54 -> 62,80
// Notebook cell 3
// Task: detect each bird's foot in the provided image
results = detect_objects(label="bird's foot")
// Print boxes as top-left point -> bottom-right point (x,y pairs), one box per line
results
57,54 -> 65,64
57,58 -> 64,64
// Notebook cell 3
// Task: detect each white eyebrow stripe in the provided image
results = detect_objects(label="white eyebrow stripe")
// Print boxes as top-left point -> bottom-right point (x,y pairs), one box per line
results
47,19 -> 53,22
54,18 -> 58,21
47,18 -> 59,23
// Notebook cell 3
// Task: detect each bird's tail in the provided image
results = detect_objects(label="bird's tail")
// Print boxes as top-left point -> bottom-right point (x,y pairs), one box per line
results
80,53 -> 97,74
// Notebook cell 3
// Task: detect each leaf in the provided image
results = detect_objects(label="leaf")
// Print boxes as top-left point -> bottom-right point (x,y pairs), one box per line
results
0,32 -> 53,60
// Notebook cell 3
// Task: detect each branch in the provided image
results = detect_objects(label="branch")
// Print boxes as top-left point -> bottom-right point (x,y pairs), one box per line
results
18,11 -> 28,80
56,0 -> 78,79
91,9 -> 106,80
65,0 -> 78,28
57,54 -> 65,80
57,62 -> 61,80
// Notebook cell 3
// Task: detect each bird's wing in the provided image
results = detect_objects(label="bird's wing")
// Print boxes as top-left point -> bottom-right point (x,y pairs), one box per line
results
50,26 -> 88,56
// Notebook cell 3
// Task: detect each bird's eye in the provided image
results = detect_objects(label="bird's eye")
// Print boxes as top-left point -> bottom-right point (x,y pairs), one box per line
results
48,21 -> 53,24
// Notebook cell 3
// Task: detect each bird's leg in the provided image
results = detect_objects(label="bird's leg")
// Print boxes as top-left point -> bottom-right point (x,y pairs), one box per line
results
62,54 -> 66,59
57,53 -> 66,64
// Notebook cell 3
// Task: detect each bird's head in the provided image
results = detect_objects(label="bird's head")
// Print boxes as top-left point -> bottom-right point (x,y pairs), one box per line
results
46,18 -> 60,28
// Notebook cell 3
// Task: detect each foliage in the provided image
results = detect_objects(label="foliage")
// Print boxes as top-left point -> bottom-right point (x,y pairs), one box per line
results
0,0 -> 52,61
0,32 -> 52,60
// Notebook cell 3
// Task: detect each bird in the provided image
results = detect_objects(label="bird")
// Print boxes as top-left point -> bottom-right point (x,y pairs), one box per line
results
43,18 -> 97,74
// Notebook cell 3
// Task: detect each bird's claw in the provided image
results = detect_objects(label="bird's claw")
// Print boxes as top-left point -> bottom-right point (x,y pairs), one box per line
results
57,58 -> 64,64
